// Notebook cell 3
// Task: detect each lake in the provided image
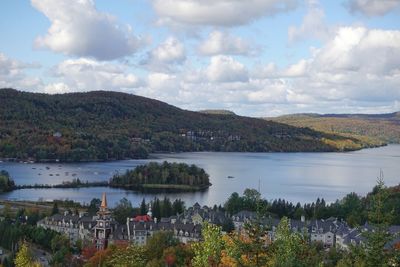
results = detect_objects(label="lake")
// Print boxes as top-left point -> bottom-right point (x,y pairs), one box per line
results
0,145 -> 399,207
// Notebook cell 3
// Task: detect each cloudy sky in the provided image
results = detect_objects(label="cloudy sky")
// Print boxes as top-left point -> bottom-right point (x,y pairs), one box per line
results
1,0 -> 400,116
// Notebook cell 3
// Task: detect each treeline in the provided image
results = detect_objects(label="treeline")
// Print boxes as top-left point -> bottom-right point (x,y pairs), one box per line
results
110,161 -> 210,190
0,88 -> 368,162
109,197 -> 186,224
224,183 -> 400,226
0,170 -> 15,192
15,179 -> 108,190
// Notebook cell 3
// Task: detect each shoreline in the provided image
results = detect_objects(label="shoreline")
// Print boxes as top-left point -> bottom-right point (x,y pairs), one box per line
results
0,143 -> 390,164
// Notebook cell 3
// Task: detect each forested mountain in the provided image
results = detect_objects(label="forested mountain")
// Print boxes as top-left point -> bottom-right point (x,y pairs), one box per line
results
0,88 -> 373,162
269,112 -> 400,144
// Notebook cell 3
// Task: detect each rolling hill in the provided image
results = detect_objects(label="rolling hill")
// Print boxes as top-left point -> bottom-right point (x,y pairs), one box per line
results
269,112 -> 400,145
0,88 -> 377,162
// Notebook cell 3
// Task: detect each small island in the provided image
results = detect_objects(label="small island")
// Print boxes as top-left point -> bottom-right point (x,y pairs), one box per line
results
110,161 -> 211,192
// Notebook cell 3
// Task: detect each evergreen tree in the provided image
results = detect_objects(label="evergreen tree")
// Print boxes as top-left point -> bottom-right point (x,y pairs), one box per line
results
51,202 -> 59,215
172,199 -> 185,215
363,178 -> 393,267
140,198 -> 146,215
152,199 -> 161,220
113,198 -> 134,224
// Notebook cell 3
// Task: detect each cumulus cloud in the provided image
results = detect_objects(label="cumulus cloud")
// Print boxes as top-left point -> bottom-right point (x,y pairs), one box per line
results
44,58 -> 141,94
283,26 -> 400,104
206,55 -> 249,82
136,26 -> 400,116
198,31 -> 255,56
31,0 -> 142,60
0,53 -> 42,90
142,37 -> 186,72
345,0 -> 400,16
151,0 -> 299,27
288,0 -> 331,42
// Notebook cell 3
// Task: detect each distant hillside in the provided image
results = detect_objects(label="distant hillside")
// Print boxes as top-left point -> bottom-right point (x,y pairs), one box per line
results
199,109 -> 236,115
0,89 -> 375,162
269,112 -> 400,144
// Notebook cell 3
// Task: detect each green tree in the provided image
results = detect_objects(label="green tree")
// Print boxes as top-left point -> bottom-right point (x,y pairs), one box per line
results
140,198 -> 146,215
87,198 -> 101,214
113,198 -> 134,224
51,202 -> 59,215
192,222 -> 224,267
105,244 -> 146,267
363,178 -> 393,267
271,217 -> 307,267
145,231 -> 179,262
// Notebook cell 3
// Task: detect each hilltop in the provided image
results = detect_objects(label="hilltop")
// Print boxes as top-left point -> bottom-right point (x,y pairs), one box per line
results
269,112 -> 400,144
198,109 -> 236,115
0,89 -> 375,162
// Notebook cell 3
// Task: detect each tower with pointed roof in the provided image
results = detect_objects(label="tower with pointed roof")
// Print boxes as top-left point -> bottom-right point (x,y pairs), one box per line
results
94,192 -> 112,250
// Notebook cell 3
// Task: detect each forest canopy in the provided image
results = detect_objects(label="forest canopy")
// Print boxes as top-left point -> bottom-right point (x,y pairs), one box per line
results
0,88 -> 374,162
110,161 -> 210,191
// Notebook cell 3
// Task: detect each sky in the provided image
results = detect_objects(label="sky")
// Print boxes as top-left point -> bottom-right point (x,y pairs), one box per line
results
1,0 -> 400,117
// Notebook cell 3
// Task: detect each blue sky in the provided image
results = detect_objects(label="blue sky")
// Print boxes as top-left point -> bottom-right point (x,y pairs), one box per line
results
1,0 -> 400,116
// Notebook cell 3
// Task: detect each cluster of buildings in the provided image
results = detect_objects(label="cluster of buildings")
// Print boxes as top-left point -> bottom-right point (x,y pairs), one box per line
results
38,194 -> 213,249
37,193 -> 400,251
232,210 -> 400,250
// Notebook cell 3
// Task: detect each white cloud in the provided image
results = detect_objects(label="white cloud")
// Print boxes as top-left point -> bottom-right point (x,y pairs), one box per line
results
151,0 -> 298,27
288,0 -> 331,42
282,26 -> 400,105
252,62 -> 278,78
199,31 -> 254,56
345,0 -> 400,16
313,27 -> 400,75
142,37 -> 186,72
45,58 -> 141,93
31,0 -> 142,60
206,55 -> 248,82
0,53 -> 42,90
247,79 -> 288,103
43,82 -> 72,94
132,26 -> 400,116
283,59 -> 308,77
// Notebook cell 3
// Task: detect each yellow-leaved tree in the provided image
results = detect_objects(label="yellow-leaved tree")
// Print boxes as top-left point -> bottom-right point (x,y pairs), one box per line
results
14,242 -> 41,267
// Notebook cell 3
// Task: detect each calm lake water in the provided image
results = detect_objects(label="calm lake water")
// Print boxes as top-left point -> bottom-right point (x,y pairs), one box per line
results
0,145 -> 399,207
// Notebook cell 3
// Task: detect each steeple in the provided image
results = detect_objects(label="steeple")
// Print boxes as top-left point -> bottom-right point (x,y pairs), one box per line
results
147,205 -> 152,218
101,192 -> 107,209
94,192 -> 112,250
